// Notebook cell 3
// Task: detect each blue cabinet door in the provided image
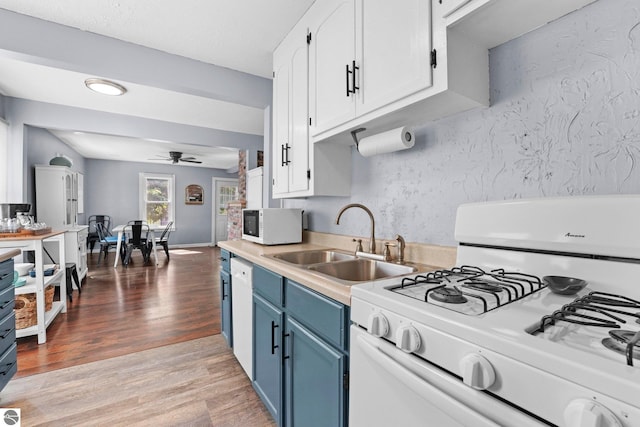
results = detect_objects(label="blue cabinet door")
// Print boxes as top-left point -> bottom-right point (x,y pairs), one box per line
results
253,293 -> 284,426
220,270 -> 232,347
284,317 -> 347,427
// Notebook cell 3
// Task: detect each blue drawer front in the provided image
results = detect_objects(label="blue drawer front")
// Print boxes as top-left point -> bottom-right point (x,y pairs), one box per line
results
286,280 -> 348,351
220,249 -> 232,273
0,342 -> 17,392
0,259 -> 14,291
0,286 -> 14,325
253,265 -> 284,307
0,313 -> 16,357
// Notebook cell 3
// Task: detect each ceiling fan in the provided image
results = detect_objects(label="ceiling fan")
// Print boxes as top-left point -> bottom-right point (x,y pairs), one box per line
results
152,151 -> 202,164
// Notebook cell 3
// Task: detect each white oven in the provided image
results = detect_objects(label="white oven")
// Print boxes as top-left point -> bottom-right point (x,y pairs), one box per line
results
349,195 -> 640,427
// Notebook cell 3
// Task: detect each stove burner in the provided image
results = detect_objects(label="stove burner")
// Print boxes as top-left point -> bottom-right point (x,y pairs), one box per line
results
429,287 -> 468,304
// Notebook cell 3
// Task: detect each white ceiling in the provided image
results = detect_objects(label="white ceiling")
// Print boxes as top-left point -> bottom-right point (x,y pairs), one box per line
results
0,0 -> 316,169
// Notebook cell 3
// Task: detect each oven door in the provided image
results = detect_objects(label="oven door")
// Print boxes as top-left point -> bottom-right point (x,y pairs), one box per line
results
349,326 -> 546,427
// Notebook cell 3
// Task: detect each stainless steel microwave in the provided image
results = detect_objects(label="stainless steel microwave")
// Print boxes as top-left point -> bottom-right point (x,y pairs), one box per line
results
242,208 -> 302,245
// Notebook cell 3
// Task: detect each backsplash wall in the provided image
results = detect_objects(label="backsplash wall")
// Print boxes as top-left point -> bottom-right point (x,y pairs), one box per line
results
286,0 -> 640,246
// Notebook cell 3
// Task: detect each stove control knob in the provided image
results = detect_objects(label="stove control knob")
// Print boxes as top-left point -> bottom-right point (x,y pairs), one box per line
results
395,325 -> 421,353
564,399 -> 622,427
367,312 -> 389,338
459,354 -> 495,390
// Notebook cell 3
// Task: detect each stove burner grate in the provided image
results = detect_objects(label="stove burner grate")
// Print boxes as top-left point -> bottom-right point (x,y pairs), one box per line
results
391,265 -> 546,315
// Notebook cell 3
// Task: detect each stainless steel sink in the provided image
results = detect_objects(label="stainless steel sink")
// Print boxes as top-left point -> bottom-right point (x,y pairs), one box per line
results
269,249 -> 356,265
308,258 -> 416,282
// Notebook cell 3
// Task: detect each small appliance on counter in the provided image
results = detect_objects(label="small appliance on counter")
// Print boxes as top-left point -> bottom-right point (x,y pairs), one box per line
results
242,208 -> 302,245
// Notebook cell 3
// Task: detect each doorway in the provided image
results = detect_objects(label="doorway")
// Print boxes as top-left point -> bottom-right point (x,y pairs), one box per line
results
212,178 -> 238,245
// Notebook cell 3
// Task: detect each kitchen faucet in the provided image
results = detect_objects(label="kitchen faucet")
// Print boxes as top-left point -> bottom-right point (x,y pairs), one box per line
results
335,203 -> 376,254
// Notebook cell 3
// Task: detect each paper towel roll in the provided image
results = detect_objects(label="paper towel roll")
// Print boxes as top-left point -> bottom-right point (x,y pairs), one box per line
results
357,126 -> 415,157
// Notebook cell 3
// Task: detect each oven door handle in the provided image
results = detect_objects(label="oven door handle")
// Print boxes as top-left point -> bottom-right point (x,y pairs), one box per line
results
356,333 -> 547,427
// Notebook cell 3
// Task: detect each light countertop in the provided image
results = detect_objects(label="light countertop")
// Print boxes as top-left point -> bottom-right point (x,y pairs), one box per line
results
219,231 -> 456,306
0,249 -> 21,263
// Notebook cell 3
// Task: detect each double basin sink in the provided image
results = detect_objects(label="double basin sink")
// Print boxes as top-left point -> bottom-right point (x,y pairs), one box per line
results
266,249 -> 420,284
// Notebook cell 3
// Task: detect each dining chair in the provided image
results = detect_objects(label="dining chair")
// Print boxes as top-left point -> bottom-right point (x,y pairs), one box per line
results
123,223 -> 151,266
153,221 -> 173,260
87,214 -> 112,253
96,222 -> 124,266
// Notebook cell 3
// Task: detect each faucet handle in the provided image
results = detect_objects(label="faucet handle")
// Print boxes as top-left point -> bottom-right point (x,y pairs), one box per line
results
382,242 -> 394,262
352,238 -> 363,253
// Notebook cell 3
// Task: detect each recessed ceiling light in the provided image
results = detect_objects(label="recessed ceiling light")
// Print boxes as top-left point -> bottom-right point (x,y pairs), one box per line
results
84,78 -> 127,96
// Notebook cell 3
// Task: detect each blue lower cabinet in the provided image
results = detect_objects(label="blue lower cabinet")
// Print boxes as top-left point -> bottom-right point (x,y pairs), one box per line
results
253,293 -> 284,426
220,270 -> 232,347
285,317 -> 347,427
0,257 -> 16,392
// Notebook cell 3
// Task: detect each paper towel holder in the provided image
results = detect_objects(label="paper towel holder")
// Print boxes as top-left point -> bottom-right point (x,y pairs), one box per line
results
350,127 -> 367,152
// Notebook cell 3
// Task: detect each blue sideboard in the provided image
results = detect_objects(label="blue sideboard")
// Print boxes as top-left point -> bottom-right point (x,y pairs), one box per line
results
0,253 -> 18,392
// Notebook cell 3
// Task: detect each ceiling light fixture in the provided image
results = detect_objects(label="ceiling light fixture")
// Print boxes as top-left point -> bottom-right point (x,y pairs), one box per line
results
84,78 -> 127,96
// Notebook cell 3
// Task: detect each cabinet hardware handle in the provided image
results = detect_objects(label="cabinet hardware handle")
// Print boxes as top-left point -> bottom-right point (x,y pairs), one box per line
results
222,280 -> 228,300
352,60 -> 359,93
283,333 -> 291,360
285,143 -> 291,165
0,301 -> 11,310
0,361 -> 15,375
346,64 -> 350,96
281,144 -> 287,166
271,321 -> 279,355
0,328 -> 11,339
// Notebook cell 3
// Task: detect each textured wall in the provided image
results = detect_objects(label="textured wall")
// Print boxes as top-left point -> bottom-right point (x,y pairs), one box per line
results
286,0 -> 640,247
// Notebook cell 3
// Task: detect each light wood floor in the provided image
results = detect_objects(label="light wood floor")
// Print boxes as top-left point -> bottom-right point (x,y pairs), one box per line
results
4,246 -> 275,426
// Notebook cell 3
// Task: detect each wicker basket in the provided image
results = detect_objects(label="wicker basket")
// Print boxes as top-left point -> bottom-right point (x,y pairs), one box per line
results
15,285 -> 55,329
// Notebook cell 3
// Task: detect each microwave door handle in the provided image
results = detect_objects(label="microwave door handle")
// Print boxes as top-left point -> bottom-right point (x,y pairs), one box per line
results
356,334 -> 546,427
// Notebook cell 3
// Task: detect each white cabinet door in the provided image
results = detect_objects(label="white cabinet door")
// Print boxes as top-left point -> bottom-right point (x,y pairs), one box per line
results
272,55 -> 290,196
273,23 -> 310,197
288,39 -> 310,193
357,0 -> 433,115
309,0 -> 356,136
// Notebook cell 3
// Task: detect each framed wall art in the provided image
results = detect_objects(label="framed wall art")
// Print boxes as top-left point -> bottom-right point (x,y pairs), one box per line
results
185,184 -> 204,205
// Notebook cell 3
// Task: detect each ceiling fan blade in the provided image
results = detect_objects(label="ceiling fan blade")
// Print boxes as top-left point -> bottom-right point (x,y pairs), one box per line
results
179,159 -> 202,164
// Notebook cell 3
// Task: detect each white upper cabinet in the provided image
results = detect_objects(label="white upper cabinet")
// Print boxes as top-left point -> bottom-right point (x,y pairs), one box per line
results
358,0 -> 433,115
272,23 -> 310,196
309,0 -> 433,137
308,0 -> 356,134
272,16 -> 351,199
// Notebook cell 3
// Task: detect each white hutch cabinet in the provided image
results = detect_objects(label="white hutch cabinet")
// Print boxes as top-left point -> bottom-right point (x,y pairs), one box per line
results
35,165 -> 88,283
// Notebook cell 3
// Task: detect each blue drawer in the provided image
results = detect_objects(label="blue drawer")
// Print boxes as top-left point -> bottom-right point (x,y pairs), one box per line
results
0,313 -> 15,357
253,265 -> 284,307
286,280 -> 348,351
220,249 -> 233,273
0,285 -> 14,322
0,259 -> 14,291
0,342 -> 17,392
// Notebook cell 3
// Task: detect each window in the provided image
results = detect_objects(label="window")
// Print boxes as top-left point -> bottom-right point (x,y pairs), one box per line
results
139,173 -> 175,227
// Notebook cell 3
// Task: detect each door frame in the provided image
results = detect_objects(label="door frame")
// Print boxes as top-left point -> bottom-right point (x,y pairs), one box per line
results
211,177 -> 239,245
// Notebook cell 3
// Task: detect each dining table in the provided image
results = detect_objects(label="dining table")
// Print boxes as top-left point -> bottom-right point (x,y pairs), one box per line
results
112,224 -> 158,268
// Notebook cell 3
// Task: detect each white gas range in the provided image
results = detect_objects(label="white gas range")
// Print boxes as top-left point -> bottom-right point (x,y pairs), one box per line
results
349,196 -> 640,427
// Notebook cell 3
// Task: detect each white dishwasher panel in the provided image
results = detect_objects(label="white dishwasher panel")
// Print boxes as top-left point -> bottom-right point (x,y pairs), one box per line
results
230,257 -> 253,379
